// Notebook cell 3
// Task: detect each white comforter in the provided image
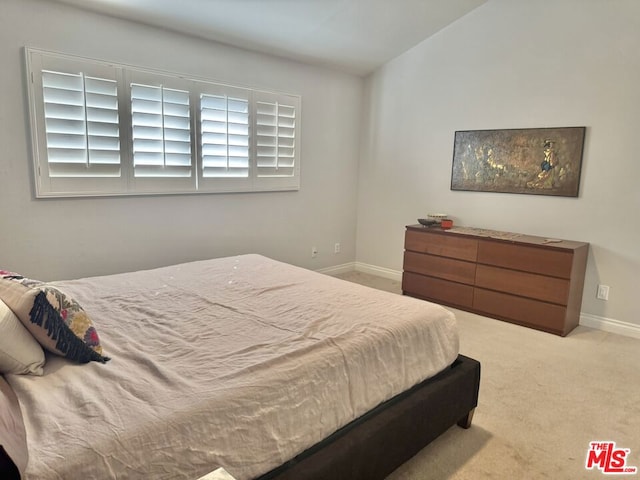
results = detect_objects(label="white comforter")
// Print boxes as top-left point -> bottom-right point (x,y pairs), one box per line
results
7,254 -> 458,480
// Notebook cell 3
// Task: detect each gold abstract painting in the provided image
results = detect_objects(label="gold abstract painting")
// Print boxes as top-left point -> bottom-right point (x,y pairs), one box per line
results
451,127 -> 586,197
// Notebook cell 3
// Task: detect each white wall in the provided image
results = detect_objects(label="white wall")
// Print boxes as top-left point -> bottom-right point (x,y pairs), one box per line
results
3,0 -> 638,333
357,0 -> 640,329
0,0 -> 362,280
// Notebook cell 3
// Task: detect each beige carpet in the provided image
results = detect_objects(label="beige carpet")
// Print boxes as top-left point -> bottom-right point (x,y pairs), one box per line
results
335,271 -> 640,480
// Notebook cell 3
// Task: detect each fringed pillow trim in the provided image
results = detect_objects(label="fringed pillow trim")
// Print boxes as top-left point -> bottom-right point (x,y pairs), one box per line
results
30,291 -> 110,364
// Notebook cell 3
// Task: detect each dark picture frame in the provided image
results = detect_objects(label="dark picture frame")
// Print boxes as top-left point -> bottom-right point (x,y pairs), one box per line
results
451,127 -> 586,197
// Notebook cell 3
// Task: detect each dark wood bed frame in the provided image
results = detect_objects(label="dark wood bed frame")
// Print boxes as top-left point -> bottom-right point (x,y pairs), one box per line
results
0,449 -> 19,480
259,354 -> 481,480
1,355 -> 480,480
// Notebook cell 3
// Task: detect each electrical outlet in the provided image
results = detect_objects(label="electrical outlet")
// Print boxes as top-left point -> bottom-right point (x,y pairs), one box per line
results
334,243 -> 341,254
311,246 -> 318,258
596,284 -> 610,300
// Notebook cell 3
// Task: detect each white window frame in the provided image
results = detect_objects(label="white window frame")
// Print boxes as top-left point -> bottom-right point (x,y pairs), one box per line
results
25,48 -> 301,198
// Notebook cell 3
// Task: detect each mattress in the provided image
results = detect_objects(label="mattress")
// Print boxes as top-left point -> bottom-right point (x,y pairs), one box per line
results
5,254 -> 459,480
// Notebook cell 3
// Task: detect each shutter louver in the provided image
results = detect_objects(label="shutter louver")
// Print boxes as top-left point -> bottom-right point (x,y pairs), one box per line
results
256,100 -> 296,178
42,70 -> 120,177
201,94 -> 249,178
131,83 -> 192,178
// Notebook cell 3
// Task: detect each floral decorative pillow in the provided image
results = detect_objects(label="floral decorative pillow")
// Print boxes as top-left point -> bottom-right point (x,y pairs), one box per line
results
0,270 -> 109,364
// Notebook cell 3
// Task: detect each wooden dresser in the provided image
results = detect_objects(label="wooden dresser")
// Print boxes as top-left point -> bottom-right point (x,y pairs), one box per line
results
402,225 -> 589,336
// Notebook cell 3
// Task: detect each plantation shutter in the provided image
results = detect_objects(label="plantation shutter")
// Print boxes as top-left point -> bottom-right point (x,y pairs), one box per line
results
42,70 -> 120,178
26,48 -> 300,197
255,95 -> 297,178
200,93 -> 249,178
131,83 -> 192,178
27,49 -> 128,196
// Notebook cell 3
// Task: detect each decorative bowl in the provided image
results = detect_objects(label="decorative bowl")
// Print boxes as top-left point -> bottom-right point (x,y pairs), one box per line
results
418,218 -> 437,227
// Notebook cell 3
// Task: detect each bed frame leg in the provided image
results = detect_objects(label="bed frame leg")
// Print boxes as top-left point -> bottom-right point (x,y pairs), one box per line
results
457,408 -> 475,429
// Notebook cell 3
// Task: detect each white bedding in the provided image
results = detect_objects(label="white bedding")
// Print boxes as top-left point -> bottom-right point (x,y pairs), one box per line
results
6,254 -> 458,480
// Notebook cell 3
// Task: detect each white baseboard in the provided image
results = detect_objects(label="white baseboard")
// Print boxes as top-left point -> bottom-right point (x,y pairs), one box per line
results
580,313 -> 640,340
316,261 -> 402,280
354,262 -> 403,281
316,262 -> 356,276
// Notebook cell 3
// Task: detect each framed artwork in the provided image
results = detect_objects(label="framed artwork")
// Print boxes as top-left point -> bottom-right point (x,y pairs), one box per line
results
450,127 -> 586,197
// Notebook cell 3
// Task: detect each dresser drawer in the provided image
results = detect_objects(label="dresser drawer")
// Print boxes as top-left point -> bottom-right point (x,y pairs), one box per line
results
477,240 -> 574,278
402,272 -> 474,308
405,230 -> 478,262
403,251 -> 476,285
403,225 -> 588,336
475,264 -> 570,305
473,288 -> 568,335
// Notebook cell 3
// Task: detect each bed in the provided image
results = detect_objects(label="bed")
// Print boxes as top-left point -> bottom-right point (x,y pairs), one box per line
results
0,254 -> 480,480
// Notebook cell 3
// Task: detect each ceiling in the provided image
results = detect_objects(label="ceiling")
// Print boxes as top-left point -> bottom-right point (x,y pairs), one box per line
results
51,0 -> 487,76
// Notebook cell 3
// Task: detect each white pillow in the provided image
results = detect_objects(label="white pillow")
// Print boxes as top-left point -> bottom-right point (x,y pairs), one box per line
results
0,298 -> 45,375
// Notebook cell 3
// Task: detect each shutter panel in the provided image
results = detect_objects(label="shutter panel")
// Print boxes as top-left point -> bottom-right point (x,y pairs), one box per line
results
85,76 -> 120,169
131,83 -> 192,178
255,98 -> 297,178
42,70 -> 120,177
163,88 -> 192,171
201,94 -> 249,178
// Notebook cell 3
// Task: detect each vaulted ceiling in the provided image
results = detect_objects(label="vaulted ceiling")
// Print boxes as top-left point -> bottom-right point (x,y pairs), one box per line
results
50,0 -> 487,76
